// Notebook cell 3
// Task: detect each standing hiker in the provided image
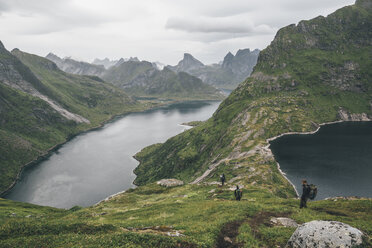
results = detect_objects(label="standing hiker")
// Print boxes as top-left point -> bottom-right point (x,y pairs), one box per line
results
300,179 -> 311,208
234,185 -> 242,201
220,173 -> 226,186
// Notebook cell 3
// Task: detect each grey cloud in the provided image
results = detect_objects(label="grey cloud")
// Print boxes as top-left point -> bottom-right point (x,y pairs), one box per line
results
165,16 -> 275,35
0,0 -> 117,35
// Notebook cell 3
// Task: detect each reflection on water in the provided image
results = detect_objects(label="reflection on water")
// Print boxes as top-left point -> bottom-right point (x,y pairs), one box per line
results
5,101 -> 221,208
270,121 -> 372,199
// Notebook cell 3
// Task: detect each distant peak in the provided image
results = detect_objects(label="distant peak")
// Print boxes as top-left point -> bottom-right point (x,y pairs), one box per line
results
235,48 -> 251,57
183,53 -> 194,59
46,52 -> 61,59
179,53 -> 204,67
224,52 -> 234,60
0,40 -> 5,50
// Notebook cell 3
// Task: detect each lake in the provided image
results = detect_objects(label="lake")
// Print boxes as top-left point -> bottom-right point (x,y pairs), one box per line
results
5,101 -> 221,209
269,121 -> 372,199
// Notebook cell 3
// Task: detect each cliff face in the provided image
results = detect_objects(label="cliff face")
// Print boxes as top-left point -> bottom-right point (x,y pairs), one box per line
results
134,0 -> 372,192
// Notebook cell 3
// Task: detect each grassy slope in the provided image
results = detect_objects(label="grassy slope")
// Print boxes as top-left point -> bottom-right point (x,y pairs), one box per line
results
1,184 -> 371,247
0,49 -> 147,194
1,1 -> 372,247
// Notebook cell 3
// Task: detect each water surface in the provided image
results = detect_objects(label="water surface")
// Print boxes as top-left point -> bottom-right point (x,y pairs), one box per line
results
270,121 -> 372,199
5,101 -> 220,208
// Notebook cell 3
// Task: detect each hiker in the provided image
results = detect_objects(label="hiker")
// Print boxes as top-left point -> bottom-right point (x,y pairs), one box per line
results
300,179 -> 311,208
234,185 -> 242,201
220,173 -> 226,186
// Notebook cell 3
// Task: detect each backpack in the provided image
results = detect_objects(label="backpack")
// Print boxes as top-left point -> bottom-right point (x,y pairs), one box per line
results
308,184 -> 317,200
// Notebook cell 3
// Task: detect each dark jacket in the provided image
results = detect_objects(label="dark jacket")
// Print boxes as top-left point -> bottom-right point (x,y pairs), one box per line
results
301,184 -> 310,198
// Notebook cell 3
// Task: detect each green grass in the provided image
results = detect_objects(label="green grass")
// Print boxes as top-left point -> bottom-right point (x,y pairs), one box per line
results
1,183 -> 371,247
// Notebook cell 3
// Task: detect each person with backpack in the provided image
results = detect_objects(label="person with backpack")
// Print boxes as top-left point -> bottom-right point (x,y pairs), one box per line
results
300,179 -> 311,208
220,173 -> 226,186
234,185 -> 242,201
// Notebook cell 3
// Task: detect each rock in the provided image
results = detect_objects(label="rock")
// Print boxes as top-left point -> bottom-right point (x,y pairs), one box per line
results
286,220 -> 366,248
157,179 -> 184,187
338,108 -> 371,121
224,236 -> 233,244
270,217 -> 298,228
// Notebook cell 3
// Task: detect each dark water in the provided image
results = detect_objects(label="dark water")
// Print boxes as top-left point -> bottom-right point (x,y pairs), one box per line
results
270,121 -> 372,199
5,101 -> 220,209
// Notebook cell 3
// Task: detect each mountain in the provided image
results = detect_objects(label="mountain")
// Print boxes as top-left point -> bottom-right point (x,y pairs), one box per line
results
102,60 -> 224,100
0,43 -> 142,194
133,0 -> 372,190
168,53 -> 204,73
168,49 -> 259,89
221,48 -> 260,78
47,54 -> 221,100
46,53 -> 106,77
0,1 -> 371,248
92,58 -> 119,69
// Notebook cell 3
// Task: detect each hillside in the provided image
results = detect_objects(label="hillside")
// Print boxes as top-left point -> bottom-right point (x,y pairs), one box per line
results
134,0 -> 372,188
102,60 -> 224,100
168,49 -> 259,90
1,1 -> 372,247
0,43 -> 144,194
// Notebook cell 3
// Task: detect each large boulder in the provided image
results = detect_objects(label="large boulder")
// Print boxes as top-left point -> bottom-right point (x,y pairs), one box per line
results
156,179 -> 184,187
286,220 -> 366,248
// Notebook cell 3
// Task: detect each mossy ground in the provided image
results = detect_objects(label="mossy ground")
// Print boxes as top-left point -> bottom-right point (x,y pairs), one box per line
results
1,183 -> 371,247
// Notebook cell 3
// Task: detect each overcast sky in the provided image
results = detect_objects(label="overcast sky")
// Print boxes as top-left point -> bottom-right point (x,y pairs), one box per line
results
0,0 -> 355,65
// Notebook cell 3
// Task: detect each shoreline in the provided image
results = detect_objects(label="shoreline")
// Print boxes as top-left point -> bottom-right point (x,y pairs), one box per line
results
0,103 -> 163,198
1,99 -> 222,205
265,119 -> 371,199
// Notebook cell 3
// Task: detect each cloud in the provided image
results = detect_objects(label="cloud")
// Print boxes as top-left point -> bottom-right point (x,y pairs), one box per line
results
166,16 -> 275,35
0,0 -> 356,65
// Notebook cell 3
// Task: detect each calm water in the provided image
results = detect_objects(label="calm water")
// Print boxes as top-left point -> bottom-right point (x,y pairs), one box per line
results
270,121 -> 372,199
5,101 -> 220,208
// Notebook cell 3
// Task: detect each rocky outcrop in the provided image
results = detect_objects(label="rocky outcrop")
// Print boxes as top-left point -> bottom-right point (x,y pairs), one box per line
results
338,108 -> 371,121
286,220 -> 366,248
157,179 -> 184,187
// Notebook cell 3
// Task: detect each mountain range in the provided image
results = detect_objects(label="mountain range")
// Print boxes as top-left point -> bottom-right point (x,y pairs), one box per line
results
167,49 -> 260,89
46,49 -> 259,93
102,60 -> 224,99
47,53 -> 224,100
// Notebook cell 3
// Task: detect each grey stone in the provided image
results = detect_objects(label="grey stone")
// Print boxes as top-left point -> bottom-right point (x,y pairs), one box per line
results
270,217 -> 298,228
286,220 -> 366,248
157,179 -> 184,187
